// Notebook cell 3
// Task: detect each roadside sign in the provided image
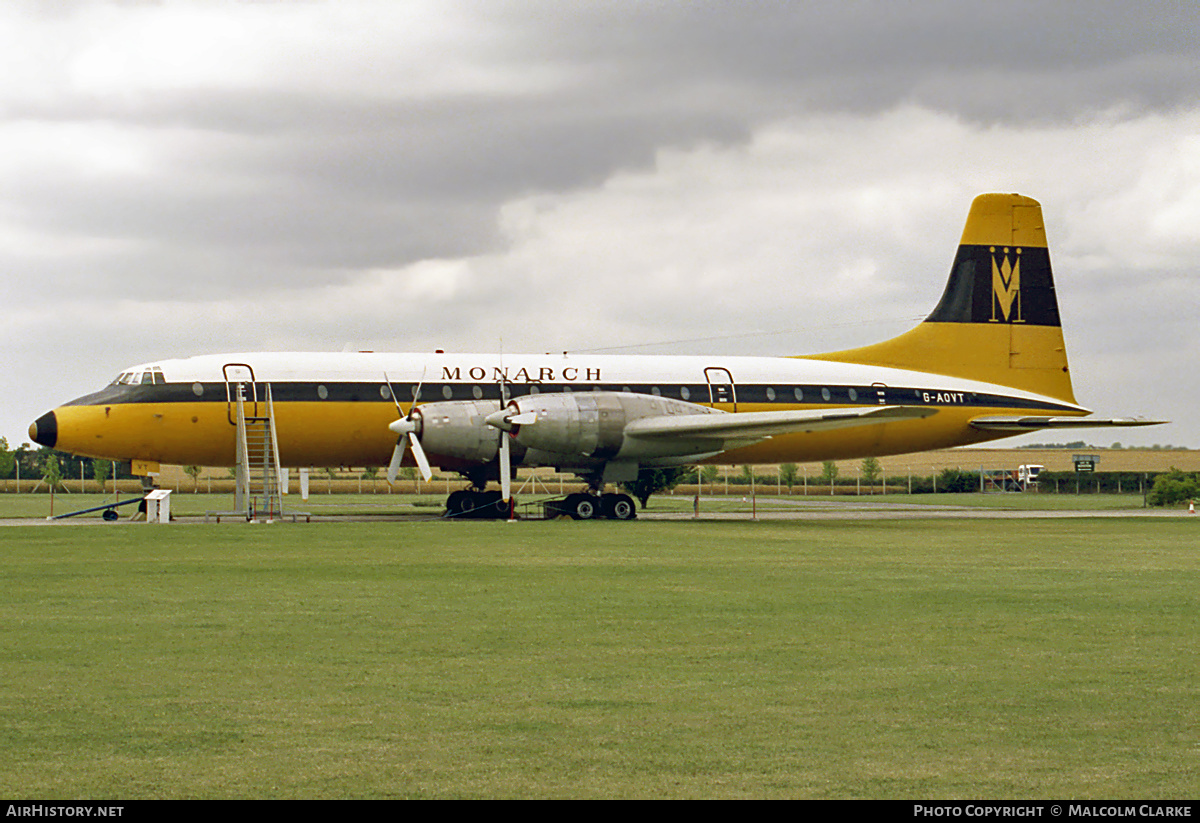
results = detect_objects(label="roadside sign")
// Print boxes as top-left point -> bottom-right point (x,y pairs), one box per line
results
1073,454 -> 1099,473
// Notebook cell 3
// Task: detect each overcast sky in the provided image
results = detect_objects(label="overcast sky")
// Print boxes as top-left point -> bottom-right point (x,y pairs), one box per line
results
5,0 -> 1198,451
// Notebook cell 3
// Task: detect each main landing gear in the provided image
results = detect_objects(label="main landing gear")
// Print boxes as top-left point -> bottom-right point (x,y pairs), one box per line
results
546,492 -> 637,521
441,488 -> 637,521
445,489 -> 513,520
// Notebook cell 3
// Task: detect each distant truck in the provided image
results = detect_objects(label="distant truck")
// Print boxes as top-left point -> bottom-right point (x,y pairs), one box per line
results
1014,464 -> 1043,491
989,464 -> 1043,492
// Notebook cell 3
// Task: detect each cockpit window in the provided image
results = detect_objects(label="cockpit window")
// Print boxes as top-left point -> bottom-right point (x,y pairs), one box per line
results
110,367 -> 164,386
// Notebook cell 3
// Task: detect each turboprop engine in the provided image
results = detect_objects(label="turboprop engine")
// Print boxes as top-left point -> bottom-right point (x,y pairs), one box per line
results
485,391 -> 725,462
390,391 -> 727,481
404,399 -> 506,464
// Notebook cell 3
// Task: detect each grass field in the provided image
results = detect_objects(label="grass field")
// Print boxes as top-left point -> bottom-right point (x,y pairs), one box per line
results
1,517 -> 1196,798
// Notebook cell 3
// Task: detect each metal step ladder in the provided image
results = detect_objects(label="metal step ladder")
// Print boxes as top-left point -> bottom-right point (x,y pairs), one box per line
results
235,383 -> 284,521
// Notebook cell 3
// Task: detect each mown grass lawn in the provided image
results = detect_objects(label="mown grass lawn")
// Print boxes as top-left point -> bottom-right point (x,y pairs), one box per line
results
0,518 -> 1196,798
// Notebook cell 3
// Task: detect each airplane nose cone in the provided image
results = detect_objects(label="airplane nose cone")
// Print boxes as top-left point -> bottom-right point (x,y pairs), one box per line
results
29,411 -> 57,448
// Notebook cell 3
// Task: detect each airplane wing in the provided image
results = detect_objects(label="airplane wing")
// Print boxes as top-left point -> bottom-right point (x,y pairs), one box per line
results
624,405 -> 937,445
970,415 -> 1168,432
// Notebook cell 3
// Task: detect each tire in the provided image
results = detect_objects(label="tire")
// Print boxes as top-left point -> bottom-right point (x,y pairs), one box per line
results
480,490 -> 506,519
445,490 -> 469,517
567,494 -> 596,520
604,494 -> 636,521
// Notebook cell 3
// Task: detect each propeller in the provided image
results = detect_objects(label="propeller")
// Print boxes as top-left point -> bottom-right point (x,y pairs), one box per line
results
385,371 -> 432,485
497,378 -> 512,507
487,397 -> 541,517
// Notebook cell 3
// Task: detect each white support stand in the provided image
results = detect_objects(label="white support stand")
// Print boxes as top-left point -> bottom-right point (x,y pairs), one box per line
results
144,489 -> 172,524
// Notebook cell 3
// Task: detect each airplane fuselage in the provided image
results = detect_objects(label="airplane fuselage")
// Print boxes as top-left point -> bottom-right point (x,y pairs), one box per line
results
38,350 -> 1086,470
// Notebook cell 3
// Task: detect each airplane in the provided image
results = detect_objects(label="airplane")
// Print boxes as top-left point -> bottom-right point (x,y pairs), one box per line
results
28,193 -> 1162,520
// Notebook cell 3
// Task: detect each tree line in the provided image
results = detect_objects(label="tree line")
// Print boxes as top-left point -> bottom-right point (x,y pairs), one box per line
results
0,439 -> 133,487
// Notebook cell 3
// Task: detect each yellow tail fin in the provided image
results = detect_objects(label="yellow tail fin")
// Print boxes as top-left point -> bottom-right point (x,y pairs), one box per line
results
806,193 -> 1077,404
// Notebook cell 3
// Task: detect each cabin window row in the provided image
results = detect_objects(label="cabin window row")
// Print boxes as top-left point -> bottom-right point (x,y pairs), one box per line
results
318,383 -> 868,404
162,381 -> 975,407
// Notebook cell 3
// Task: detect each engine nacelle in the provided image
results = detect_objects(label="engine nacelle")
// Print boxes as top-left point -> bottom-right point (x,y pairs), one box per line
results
504,391 -> 720,459
414,399 -> 503,464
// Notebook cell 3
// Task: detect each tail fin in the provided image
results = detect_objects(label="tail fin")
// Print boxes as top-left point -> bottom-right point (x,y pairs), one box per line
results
807,193 -> 1077,404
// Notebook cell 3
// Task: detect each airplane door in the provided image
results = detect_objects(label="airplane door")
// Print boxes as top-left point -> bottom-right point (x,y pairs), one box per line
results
704,367 -> 737,411
223,363 -> 257,425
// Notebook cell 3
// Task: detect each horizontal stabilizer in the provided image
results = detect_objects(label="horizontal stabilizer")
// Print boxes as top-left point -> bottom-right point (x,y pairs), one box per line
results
625,405 -> 937,441
970,415 -> 1167,432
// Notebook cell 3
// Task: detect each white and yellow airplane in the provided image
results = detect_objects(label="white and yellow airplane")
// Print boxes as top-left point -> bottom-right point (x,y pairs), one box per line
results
29,193 -> 1161,519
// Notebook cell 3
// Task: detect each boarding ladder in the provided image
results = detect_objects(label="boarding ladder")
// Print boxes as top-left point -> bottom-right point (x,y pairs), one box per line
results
234,383 -> 284,521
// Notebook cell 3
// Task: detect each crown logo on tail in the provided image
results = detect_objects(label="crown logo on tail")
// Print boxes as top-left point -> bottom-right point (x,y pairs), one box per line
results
990,246 -> 1023,323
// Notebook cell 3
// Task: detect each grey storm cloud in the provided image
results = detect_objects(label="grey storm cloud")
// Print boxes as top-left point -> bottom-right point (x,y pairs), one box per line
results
7,2 -> 1199,292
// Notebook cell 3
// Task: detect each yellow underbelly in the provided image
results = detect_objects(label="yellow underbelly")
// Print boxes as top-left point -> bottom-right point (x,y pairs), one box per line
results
54,399 -> 1051,468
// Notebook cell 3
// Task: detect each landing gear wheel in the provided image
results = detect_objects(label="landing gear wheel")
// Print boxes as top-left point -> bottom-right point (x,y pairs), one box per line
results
479,490 -> 506,518
446,490 -> 511,519
602,493 -> 637,521
102,509 -> 119,522
445,490 -> 470,518
565,493 -> 597,520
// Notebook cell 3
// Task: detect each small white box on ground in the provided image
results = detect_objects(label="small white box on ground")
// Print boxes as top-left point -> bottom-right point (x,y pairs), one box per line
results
145,489 -> 172,523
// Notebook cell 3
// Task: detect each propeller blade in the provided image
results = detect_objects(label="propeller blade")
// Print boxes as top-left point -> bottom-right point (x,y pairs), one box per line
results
409,431 -> 432,481
384,372 -> 404,417
387,435 -> 406,485
384,369 -> 431,483
499,432 -> 511,502
412,367 -> 426,408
